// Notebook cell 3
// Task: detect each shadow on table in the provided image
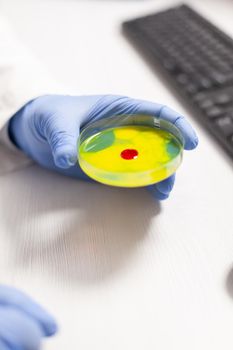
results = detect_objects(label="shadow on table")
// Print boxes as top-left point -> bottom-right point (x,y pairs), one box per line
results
1,164 -> 160,285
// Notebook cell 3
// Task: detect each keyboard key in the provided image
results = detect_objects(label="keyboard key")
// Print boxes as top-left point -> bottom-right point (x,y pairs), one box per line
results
198,99 -> 214,109
214,94 -> 232,105
210,72 -> 229,85
215,117 -> 233,136
199,78 -> 213,89
206,107 -> 223,118
225,110 -> 233,120
176,73 -> 189,84
162,59 -> 177,71
186,83 -> 199,94
193,92 -> 209,102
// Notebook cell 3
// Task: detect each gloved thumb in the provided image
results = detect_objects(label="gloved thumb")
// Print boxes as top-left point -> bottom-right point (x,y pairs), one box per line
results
53,136 -> 78,169
43,116 -> 79,169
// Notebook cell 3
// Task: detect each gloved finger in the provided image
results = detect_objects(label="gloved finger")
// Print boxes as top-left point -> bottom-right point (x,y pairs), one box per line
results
41,113 -> 79,169
158,105 -> 198,150
0,286 -> 57,337
147,185 -> 169,200
147,174 -> 176,200
130,99 -> 198,150
0,339 -> 9,350
35,95 -> 103,169
155,174 -> 176,195
0,307 -> 43,350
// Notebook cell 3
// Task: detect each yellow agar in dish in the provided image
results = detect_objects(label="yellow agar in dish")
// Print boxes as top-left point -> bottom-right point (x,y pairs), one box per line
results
78,125 -> 183,187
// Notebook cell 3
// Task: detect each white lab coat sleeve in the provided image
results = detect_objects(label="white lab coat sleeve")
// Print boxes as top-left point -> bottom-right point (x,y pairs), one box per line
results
0,15 -> 64,175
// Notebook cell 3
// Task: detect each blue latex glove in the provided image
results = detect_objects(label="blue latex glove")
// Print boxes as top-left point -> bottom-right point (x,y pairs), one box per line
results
0,285 -> 57,350
9,95 -> 198,200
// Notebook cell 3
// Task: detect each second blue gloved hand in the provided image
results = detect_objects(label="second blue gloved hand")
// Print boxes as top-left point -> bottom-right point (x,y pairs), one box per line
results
9,95 -> 198,200
0,285 -> 57,350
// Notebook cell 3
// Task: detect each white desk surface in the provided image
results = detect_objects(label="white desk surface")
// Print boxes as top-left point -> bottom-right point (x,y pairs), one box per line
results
0,1 -> 233,349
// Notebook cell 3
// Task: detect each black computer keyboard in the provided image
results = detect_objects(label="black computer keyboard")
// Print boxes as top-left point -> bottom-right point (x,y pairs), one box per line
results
123,4 -> 233,159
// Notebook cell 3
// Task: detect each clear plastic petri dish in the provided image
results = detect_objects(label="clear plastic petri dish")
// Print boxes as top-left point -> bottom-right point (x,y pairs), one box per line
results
77,114 -> 184,187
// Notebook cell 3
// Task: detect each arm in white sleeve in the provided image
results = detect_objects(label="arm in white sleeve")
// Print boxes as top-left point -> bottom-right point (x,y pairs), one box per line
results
0,15 -> 63,175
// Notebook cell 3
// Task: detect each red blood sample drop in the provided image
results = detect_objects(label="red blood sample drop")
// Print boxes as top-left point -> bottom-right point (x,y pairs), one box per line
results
121,149 -> 138,160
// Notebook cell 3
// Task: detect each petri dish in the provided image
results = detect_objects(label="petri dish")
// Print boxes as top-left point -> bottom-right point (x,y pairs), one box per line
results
77,114 -> 184,187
